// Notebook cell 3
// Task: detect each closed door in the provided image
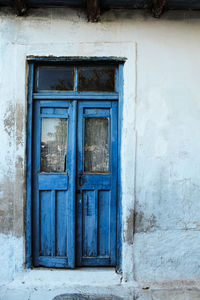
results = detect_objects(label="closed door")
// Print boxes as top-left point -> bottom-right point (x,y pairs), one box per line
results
76,101 -> 118,266
32,100 -> 118,268
32,100 -> 77,268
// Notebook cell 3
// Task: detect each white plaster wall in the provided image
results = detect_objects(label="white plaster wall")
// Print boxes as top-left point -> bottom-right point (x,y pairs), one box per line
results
0,7 -> 200,291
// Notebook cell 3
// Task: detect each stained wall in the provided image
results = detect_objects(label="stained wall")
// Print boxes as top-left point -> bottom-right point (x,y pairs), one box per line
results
0,7 -> 200,292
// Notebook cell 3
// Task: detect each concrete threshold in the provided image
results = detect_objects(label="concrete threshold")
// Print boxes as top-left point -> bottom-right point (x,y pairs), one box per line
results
2,269 -> 200,300
9,267 -> 121,288
1,274 -> 200,300
0,268 -> 131,300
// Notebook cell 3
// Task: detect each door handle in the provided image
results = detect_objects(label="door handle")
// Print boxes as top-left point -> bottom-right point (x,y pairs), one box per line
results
64,154 -> 67,172
64,154 -> 69,187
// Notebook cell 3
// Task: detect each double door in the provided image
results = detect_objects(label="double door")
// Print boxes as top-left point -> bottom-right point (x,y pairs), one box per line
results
32,100 -> 118,268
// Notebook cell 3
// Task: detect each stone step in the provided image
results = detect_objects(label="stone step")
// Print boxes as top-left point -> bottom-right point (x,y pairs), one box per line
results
54,294 -> 123,300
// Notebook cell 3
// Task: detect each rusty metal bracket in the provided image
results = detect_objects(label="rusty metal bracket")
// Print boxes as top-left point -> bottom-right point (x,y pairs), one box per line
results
152,0 -> 167,18
13,0 -> 28,16
87,0 -> 101,22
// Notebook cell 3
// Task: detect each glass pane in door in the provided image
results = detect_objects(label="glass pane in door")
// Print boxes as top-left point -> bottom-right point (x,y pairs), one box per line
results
41,118 -> 67,172
84,117 -> 109,173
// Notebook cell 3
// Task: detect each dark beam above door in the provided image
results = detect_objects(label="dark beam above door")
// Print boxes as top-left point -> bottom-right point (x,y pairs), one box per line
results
87,0 -> 101,22
152,0 -> 166,18
13,0 -> 27,15
1,0 -> 200,9
1,0 -> 200,18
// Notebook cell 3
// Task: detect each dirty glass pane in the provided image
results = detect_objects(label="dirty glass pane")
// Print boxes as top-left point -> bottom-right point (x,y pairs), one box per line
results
78,67 -> 115,92
35,66 -> 74,91
41,118 -> 67,173
84,118 -> 109,173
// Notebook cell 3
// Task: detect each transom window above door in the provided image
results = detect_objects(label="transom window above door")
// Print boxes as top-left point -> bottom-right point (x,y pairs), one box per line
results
34,65 -> 117,93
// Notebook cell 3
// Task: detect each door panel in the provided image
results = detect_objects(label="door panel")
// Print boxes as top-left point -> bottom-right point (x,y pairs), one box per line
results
33,100 -> 76,268
76,101 -> 118,266
84,117 -> 109,173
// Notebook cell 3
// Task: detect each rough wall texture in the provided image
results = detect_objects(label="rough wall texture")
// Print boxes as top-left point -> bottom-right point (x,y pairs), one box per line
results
0,7 -> 200,296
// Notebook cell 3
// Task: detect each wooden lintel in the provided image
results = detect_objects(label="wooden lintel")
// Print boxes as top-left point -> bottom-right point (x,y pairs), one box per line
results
152,0 -> 167,18
13,0 -> 27,16
87,0 -> 101,22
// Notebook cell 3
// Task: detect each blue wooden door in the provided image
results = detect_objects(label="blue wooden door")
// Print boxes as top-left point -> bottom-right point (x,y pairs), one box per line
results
76,101 -> 118,266
32,100 -> 118,268
33,100 -> 77,268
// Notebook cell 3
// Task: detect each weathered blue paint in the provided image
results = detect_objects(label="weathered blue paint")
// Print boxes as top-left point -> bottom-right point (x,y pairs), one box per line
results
76,101 -> 118,266
69,100 -> 77,268
32,100 -> 76,268
33,92 -> 119,100
25,63 -> 34,268
116,64 -> 124,273
26,59 -> 124,269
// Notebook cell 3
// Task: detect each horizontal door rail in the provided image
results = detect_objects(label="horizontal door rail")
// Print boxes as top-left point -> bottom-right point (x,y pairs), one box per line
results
33,92 -> 119,100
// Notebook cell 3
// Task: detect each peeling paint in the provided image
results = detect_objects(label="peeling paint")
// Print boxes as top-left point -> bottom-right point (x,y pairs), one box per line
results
16,103 -> 24,149
3,104 -> 15,138
14,155 -> 25,237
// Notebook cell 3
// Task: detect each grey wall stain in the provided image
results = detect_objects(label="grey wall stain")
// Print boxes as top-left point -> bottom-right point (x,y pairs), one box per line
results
4,104 -> 15,138
0,156 -> 24,236
123,209 -> 157,243
1,103 -> 25,236
0,210 -> 5,216
16,104 -> 24,149
0,175 -> 14,234
123,208 -> 134,245
135,211 -> 157,233
1,102 -> 25,236
14,155 -> 25,237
